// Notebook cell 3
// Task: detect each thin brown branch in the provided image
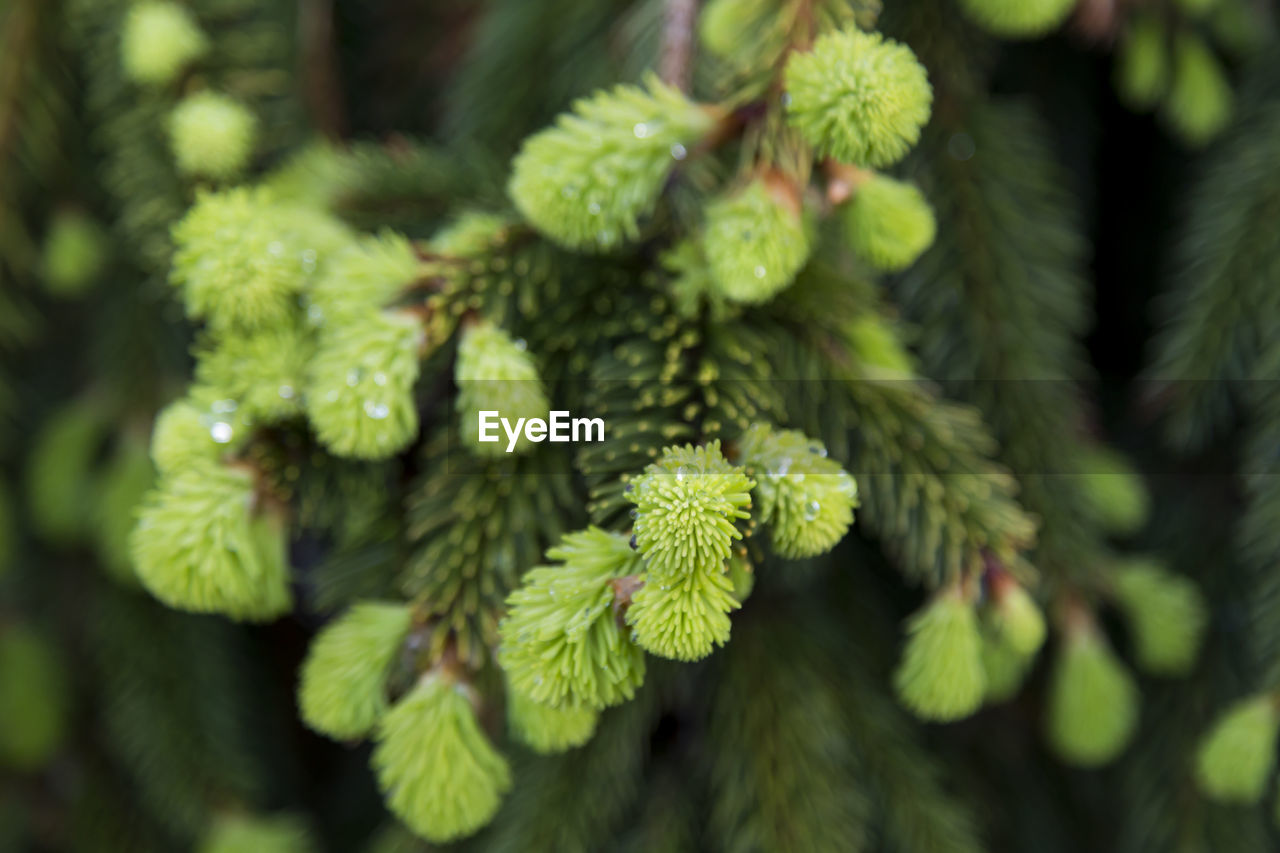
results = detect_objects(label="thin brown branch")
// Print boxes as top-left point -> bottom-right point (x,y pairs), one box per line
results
658,0 -> 699,92
299,0 -> 347,139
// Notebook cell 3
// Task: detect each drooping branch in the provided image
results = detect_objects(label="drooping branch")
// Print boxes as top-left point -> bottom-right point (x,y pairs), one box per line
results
658,0 -> 699,92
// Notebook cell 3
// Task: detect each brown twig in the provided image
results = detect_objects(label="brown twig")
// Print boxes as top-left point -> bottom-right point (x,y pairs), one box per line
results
659,0 -> 700,92
610,574 -> 646,626
299,0 -> 347,138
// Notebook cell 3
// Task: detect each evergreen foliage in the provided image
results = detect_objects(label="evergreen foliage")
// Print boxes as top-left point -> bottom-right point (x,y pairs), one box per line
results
842,172 -> 937,271
0,623 -> 69,770
298,601 -> 414,740
167,91 -> 258,180
1047,619 -> 1140,767
1196,694 -> 1280,803
893,589 -> 987,721
509,76 -> 718,251
702,176 -> 812,304
373,673 -> 512,842
120,2 -> 207,86
499,528 -> 646,709
3,0 -> 1276,848
956,0 -> 1076,38
784,28 -> 932,167
131,461 -> 292,620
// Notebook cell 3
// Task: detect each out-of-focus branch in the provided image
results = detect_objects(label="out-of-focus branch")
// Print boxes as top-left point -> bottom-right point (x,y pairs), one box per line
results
659,0 -> 699,92
299,0 -> 347,139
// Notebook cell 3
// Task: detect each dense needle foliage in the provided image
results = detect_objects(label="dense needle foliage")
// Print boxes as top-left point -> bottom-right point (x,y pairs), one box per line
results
2,0 -> 1278,851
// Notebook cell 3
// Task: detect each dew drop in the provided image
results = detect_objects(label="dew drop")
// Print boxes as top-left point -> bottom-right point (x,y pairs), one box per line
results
373,372 -> 388,386
346,367 -> 364,387
211,399 -> 237,414
629,508 -> 638,519
513,338 -> 528,352
633,122 -> 650,138
364,401 -> 390,420
278,384 -> 295,400
670,143 -> 687,161
675,466 -> 688,482
210,422 -> 234,443
804,500 -> 821,521
267,241 -> 285,257
753,265 -> 767,279
588,201 -> 602,215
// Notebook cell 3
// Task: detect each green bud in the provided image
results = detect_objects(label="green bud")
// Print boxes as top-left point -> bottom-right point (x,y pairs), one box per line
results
26,399 -> 106,544
306,308 -> 424,460
150,392 -> 246,477
41,210 -> 108,296
1079,445 -> 1150,536
1195,695 -> 1280,803
121,1 -> 208,86
957,0 -> 1077,38
131,461 -> 292,621
844,174 -> 936,271
628,441 -> 754,582
988,575 -> 1046,657
373,674 -> 511,843
736,424 -> 857,559
299,602 -> 414,740
1111,558 -> 1207,675
1046,625 -> 1138,766
499,528 -> 646,709
171,189 -> 327,331
198,813 -> 314,853
981,627 -> 1033,703
509,75 -> 717,251
894,591 -> 986,721
429,212 -> 512,257
507,688 -> 599,754
785,29 -> 932,168
169,91 -> 258,180
308,232 -> 423,325
845,314 -> 914,377
699,0 -> 780,66
0,624 -> 69,770
456,322 -> 549,457
627,568 -> 739,661
702,177 -> 811,305
1164,33 -> 1233,148
1115,14 -> 1169,111
195,321 -> 312,422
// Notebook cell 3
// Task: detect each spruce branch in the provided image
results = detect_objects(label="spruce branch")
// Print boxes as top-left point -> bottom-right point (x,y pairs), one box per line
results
659,0 -> 700,92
